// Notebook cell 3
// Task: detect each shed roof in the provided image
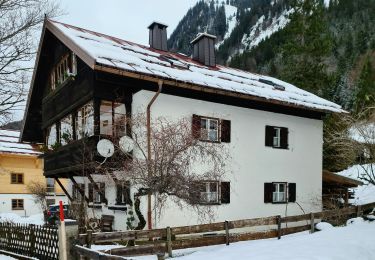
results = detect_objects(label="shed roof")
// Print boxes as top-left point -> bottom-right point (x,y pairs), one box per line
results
323,170 -> 363,188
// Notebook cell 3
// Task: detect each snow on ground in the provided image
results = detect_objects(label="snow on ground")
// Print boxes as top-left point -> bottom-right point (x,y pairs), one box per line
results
0,213 -> 44,225
0,255 -> 16,260
129,219 -> 375,260
338,164 -> 375,205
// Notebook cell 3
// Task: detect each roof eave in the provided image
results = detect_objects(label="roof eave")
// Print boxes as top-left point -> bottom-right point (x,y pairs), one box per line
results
94,63 -> 341,115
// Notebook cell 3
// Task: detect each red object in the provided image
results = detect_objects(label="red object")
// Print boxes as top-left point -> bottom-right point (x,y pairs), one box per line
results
59,201 -> 65,222
47,211 -> 51,216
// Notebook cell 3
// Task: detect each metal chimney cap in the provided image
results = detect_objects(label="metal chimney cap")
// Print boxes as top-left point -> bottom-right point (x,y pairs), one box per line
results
191,32 -> 217,44
148,21 -> 168,29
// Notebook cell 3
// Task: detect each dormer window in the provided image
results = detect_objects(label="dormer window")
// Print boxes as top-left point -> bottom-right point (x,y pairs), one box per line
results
49,52 -> 77,91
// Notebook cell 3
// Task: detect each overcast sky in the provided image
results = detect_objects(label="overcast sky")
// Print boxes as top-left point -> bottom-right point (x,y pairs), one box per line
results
11,0 -> 200,122
57,0 -> 201,45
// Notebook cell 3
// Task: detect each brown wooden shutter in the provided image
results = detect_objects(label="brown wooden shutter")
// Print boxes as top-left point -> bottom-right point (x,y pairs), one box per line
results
100,183 -> 106,203
88,183 -> 93,202
220,182 -> 230,204
221,120 -> 231,143
192,114 -> 201,139
280,127 -> 289,149
265,126 -> 274,147
264,183 -> 274,203
288,183 -> 296,202
116,184 -> 123,204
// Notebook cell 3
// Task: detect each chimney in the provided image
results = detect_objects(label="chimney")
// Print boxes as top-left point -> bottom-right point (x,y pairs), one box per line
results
148,21 -> 168,51
191,33 -> 216,67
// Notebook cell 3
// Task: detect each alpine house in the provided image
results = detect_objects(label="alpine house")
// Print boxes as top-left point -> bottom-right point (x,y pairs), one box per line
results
21,19 -> 344,230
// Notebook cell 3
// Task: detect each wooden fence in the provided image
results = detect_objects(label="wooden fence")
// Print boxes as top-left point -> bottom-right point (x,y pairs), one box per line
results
75,202 -> 375,259
0,222 -> 59,260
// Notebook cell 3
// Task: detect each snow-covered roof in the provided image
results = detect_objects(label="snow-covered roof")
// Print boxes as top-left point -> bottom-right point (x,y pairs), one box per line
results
0,130 -> 41,155
47,19 -> 343,113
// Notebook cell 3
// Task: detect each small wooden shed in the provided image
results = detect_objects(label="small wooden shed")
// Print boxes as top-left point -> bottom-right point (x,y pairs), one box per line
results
322,170 -> 363,208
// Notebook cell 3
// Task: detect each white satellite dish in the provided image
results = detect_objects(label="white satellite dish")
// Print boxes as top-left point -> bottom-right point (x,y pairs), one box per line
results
119,136 -> 135,153
97,139 -> 115,158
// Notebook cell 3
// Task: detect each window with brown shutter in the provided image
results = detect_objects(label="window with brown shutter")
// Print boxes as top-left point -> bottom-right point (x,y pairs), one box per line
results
264,182 -> 296,204
265,125 -> 288,149
192,115 -> 231,143
116,181 -> 132,205
220,182 -> 230,204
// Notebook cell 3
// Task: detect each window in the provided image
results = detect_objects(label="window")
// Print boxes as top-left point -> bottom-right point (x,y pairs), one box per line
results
200,181 -> 219,204
264,182 -> 296,203
11,173 -> 23,184
76,102 -> 94,139
60,114 -> 73,145
46,124 -> 57,149
265,125 -> 288,149
49,52 -> 77,91
273,183 -> 286,203
192,115 -> 231,143
116,181 -> 132,205
12,199 -> 24,210
46,178 -> 55,193
273,127 -> 281,147
100,100 -> 126,137
73,183 -> 85,202
201,118 -> 219,142
89,183 -> 106,204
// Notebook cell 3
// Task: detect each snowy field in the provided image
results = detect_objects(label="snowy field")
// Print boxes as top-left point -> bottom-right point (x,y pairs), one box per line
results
128,218 -> 375,260
0,255 -> 16,260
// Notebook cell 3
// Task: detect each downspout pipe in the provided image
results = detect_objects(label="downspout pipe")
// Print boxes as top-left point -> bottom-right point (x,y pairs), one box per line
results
146,80 -> 163,230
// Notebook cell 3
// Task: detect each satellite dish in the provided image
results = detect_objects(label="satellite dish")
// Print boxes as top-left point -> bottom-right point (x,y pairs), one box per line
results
97,139 -> 114,158
119,136 -> 135,153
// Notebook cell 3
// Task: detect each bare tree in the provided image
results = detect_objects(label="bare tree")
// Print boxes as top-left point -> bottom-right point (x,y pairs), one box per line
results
27,181 -> 49,218
0,0 -> 60,125
98,114 -> 231,229
324,108 -> 375,185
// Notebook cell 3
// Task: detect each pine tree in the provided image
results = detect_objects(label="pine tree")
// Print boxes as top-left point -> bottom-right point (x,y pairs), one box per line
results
354,57 -> 375,113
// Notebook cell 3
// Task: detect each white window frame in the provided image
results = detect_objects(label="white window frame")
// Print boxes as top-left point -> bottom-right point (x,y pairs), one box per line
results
273,127 -> 281,147
273,183 -> 286,203
200,118 -> 219,142
200,181 -> 219,204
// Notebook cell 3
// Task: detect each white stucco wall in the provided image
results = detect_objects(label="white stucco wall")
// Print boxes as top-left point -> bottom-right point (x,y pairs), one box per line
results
133,90 -> 323,229
0,194 -> 59,217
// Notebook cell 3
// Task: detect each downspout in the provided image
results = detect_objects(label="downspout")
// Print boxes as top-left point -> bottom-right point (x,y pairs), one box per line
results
146,80 -> 163,230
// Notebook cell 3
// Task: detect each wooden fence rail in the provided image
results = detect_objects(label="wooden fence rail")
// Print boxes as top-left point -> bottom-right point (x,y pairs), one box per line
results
0,222 -> 59,260
76,202 -> 375,259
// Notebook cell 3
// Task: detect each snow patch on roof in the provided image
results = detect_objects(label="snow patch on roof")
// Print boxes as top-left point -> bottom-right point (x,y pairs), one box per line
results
0,129 -> 41,155
49,20 -> 343,113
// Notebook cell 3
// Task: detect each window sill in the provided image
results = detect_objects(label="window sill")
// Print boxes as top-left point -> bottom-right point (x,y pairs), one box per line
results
109,205 -> 127,211
199,139 -> 221,144
88,204 -> 103,209
12,209 -> 24,211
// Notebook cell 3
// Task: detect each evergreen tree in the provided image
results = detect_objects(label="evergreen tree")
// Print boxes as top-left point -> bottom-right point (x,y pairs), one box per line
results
354,57 -> 375,113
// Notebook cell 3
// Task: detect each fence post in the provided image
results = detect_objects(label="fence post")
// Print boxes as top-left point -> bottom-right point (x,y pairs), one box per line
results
310,213 -> 315,234
357,205 -> 362,217
86,230 -> 93,249
166,226 -> 172,257
157,253 -> 165,260
59,220 -> 79,260
225,221 -> 230,246
277,215 -> 281,240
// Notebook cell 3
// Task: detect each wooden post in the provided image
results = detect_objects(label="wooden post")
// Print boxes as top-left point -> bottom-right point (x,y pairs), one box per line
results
166,226 -> 172,257
86,230 -> 93,249
310,213 -> 315,234
357,205 -> 362,217
29,224 -> 36,256
277,215 -> 281,240
225,221 -> 230,246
